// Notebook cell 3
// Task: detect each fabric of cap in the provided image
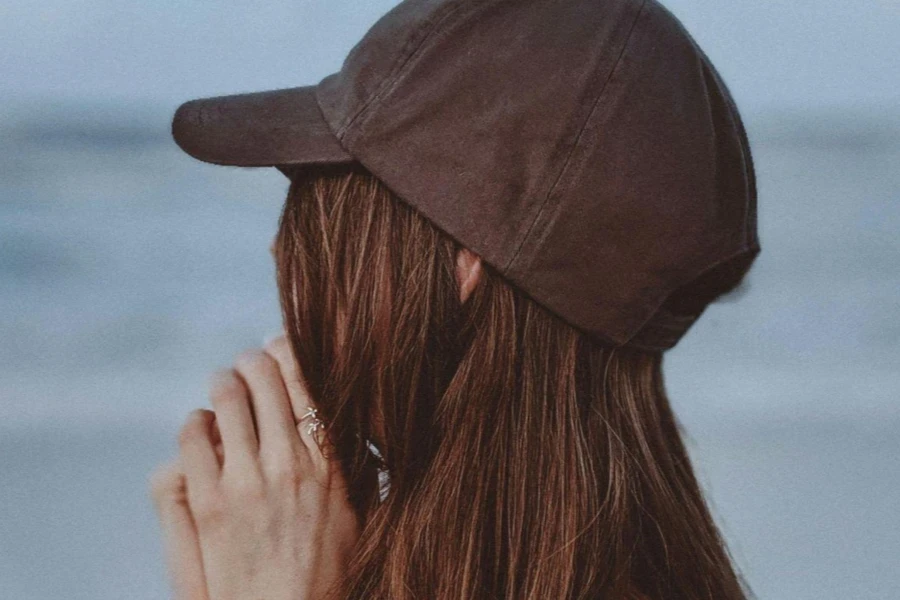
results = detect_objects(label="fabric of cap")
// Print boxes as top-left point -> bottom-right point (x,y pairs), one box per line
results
172,86 -> 354,167
169,0 -> 761,352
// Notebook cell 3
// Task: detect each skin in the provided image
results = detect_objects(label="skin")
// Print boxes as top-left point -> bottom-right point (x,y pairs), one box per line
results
149,247 -> 482,600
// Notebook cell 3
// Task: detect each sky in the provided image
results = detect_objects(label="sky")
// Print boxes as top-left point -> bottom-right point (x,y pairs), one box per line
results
1,0 -> 898,118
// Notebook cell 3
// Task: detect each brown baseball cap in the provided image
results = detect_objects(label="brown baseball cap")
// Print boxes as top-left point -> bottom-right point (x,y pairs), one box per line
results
171,0 -> 761,352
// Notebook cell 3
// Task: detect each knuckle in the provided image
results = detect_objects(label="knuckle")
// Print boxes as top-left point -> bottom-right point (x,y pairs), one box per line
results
224,472 -> 266,503
192,496 -> 225,527
235,349 -> 277,375
177,409 -> 210,447
263,335 -> 290,360
266,457 -> 305,488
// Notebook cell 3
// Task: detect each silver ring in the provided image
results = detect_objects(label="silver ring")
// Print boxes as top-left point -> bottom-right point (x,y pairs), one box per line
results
297,406 -> 326,437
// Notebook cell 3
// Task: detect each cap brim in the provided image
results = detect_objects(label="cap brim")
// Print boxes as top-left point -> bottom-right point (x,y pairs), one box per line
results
171,85 -> 354,171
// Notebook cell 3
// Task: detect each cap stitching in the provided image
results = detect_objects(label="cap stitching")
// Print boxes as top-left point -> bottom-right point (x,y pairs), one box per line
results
335,0 -> 471,139
502,0 -> 648,274
735,103 -> 759,249
701,49 -> 758,251
343,0 -> 491,141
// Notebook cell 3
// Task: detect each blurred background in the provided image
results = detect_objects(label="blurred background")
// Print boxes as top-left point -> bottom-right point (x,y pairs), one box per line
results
1,1 -> 898,598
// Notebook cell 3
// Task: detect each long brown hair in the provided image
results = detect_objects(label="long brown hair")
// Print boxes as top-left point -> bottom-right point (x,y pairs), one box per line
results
274,162 -> 753,599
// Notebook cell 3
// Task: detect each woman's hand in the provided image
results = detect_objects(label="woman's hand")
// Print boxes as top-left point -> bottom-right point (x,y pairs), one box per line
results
149,335 -> 361,600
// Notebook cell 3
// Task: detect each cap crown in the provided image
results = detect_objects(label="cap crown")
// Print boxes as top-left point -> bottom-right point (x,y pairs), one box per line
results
316,0 -> 760,350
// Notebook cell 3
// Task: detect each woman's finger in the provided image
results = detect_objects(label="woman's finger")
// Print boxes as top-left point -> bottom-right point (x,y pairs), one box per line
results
263,334 -> 337,475
148,458 -> 210,600
178,408 -> 221,510
208,369 -> 258,469
262,334 -> 312,420
233,348 -> 303,462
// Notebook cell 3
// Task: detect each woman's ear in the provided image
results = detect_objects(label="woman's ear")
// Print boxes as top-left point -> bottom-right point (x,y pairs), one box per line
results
456,248 -> 483,304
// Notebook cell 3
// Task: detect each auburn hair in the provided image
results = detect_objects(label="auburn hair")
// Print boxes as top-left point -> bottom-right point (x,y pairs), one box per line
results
273,162 -> 753,599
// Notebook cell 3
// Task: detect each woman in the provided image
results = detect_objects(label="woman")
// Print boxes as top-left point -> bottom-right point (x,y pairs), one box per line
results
151,0 -> 760,598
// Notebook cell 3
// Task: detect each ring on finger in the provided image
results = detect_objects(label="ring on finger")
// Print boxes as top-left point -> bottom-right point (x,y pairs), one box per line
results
296,406 -> 326,438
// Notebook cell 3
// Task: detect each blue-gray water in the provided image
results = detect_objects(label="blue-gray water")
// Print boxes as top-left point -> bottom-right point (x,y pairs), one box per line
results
1,106 -> 899,599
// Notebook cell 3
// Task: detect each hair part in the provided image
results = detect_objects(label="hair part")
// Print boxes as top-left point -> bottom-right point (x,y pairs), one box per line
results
274,163 -> 752,599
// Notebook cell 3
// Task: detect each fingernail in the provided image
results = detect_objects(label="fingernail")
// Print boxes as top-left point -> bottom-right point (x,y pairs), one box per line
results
263,330 -> 286,346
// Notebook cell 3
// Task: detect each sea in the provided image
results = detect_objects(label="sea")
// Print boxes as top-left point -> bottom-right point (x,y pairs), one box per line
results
1,103 -> 898,599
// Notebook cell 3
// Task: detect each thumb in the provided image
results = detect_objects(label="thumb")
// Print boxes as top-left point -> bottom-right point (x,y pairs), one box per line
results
149,457 -> 210,600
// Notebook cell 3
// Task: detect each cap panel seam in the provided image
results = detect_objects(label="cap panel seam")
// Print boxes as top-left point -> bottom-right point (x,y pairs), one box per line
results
502,0 -> 648,275
335,0 -> 472,140
735,102 -> 759,250
700,49 -> 759,251
342,0 -> 492,141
